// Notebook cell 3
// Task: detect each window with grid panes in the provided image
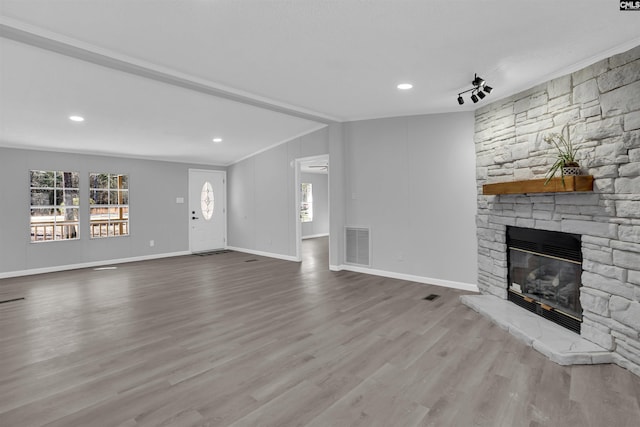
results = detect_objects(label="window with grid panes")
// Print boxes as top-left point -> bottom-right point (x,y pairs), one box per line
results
30,170 -> 80,242
89,173 -> 129,238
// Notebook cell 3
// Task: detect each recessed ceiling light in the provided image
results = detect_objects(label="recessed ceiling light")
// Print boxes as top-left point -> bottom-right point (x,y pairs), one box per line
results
212,138 -> 223,143
69,115 -> 84,122
397,83 -> 413,90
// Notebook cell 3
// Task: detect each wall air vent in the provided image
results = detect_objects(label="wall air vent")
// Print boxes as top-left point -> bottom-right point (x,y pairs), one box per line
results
345,227 -> 370,267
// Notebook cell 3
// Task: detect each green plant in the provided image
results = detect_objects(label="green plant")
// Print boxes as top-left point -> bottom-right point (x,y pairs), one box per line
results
543,124 -> 580,185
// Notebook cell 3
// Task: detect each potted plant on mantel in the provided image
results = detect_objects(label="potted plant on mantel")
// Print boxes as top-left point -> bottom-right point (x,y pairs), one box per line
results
544,123 -> 581,186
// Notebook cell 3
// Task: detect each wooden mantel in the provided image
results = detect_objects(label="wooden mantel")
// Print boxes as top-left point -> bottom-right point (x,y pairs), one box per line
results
482,175 -> 594,195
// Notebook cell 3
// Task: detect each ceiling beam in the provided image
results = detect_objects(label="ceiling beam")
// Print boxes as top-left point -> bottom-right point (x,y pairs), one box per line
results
0,19 -> 339,125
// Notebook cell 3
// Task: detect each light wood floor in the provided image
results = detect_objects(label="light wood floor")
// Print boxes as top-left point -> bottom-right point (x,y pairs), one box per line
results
1,237 -> 639,427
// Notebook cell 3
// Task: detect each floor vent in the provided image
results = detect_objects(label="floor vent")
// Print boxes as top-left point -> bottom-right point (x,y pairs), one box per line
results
244,259 -> 258,263
0,297 -> 25,305
345,227 -> 370,266
193,249 -> 232,256
423,294 -> 440,301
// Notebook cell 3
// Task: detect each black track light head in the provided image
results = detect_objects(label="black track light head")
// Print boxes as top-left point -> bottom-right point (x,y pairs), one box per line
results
484,85 -> 493,94
477,90 -> 486,99
472,74 -> 485,88
457,95 -> 464,105
471,93 -> 479,103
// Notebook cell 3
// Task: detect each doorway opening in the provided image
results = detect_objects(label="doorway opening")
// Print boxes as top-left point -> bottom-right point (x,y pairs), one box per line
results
295,155 -> 329,266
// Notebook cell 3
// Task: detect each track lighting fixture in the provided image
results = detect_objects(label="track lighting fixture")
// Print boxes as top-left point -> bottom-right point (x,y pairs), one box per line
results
456,73 -> 493,105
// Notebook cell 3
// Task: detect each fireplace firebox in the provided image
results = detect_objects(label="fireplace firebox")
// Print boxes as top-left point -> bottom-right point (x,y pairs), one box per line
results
506,227 -> 582,333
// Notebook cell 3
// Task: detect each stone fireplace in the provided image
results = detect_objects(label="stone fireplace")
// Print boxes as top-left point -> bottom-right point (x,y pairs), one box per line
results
473,45 -> 640,376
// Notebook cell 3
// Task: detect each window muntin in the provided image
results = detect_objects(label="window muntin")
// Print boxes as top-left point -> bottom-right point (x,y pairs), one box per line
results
30,170 -> 79,242
201,181 -> 214,221
300,183 -> 313,222
89,173 -> 129,238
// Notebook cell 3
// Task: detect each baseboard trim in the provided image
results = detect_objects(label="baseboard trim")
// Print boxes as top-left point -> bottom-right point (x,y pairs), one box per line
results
0,251 -> 191,279
1,251 -> 477,293
333,264 -> 479,293
302,233 -> 329,240
226,246 -> 300,262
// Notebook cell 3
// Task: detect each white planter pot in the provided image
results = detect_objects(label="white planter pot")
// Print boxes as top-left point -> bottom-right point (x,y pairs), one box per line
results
562,166 -> 580,176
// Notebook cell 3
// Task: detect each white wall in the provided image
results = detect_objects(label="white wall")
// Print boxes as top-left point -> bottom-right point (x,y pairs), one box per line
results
342,112 -> 478,288
301,172 -> 329,238
0,147 -> 224,276
227,127 -> 329,258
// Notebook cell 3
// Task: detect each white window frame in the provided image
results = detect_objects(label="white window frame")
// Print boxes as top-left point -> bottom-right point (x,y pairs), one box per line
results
29,170 -> 80,242
89,172 -> 130,238
300,182 -> 313,223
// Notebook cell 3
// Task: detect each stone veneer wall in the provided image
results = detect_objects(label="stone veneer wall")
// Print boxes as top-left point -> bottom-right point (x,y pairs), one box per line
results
475,45 -> 640,376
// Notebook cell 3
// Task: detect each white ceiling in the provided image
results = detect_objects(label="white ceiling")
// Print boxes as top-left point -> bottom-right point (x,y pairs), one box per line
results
1,1 -> 639,165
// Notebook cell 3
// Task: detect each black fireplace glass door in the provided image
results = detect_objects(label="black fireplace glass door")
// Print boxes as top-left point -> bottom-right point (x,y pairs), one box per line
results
508,248 -> 582,319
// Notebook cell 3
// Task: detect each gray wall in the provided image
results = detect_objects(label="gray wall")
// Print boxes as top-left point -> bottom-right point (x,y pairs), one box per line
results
5,111 -> 478,289
0,147 -> 224,275
329,123 -> 346,267
342,112 -> 478,286
227,127 -> 329,257
301,172 -> 329,238
228,114 -> 478,287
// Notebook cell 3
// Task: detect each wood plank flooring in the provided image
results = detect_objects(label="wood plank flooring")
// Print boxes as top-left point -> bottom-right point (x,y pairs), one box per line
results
1,237 -> 639,426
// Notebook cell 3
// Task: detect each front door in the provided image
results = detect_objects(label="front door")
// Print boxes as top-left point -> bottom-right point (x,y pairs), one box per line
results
189,169 -> 226,252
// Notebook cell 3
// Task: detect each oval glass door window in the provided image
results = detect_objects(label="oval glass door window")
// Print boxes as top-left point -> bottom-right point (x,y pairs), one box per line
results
200,181 -> 214,220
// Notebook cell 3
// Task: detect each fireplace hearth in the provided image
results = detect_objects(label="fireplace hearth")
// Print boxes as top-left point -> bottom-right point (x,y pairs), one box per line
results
507,227 -> 582,333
